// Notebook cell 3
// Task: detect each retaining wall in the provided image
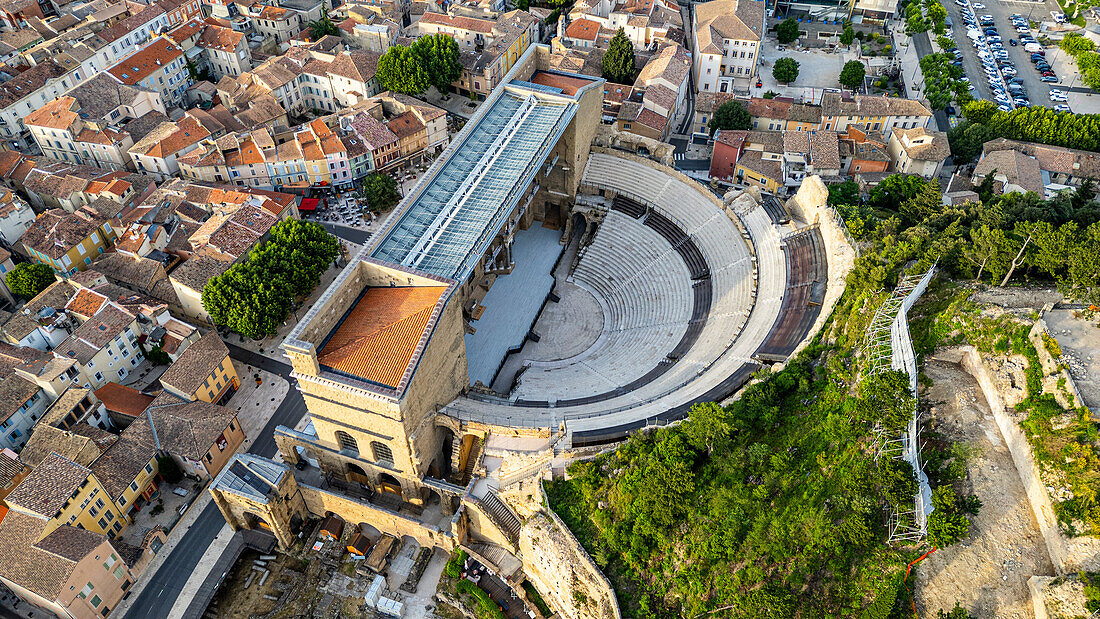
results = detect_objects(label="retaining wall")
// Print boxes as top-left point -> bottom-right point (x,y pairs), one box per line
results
520,508 -> 620,619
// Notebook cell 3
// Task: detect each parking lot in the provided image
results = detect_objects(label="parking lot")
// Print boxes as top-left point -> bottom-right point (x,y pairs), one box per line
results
942,0 -> 1083,112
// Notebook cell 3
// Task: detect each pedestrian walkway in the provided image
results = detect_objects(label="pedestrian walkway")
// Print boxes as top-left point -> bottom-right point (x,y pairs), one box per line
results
224,363 -> 289,449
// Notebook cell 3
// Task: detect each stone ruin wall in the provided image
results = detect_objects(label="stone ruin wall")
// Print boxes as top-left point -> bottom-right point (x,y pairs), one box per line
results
519,509 -> 620,619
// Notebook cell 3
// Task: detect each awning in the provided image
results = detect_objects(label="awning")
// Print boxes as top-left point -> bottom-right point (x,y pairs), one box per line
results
299,198 -> 320,211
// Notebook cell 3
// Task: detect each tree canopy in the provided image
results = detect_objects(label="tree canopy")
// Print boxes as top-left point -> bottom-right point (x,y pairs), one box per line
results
306,6 -> 338,40
776,18 -> 800,43
414,34 -> 463,92
839,60 -> 866,90
361,172 -> 400,213
376,44 -> 431,95
772,57 -> 800,84
602,29 -> 636,84
5,263 -> 55,299
950,101 -> 1100,160
203,219 -> 340,339
840,23 -> 855,45
708,100 -> 751,134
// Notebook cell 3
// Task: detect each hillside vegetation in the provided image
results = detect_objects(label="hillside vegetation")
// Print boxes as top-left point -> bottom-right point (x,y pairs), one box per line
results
547,173 -> 1100,617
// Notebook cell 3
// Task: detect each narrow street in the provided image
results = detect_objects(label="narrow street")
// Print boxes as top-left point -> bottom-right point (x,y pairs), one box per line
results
122,347 -> 305,619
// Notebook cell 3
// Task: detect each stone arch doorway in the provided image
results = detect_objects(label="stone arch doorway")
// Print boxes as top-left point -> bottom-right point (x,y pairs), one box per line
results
346,462 -> 370,485
435,427 -> 455,480
378,472 -> 403,498
570,212 -> 586,243
245,512 -> 271,532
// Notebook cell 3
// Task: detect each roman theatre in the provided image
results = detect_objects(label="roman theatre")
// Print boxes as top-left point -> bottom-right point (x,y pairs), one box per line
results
209,43 -> 853,619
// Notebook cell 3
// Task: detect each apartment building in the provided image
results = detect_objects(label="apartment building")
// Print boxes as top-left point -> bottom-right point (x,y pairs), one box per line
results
198,23 -> 253,80
128,113 -> 212,179
53,304 -> 145,389
243,4 -> 302,44
0,190 -> 34,246
709,129 -> 841,192
0,509 -> 138,619
19,208 -> 120,275
565,0 -> 682,48
107,37 -> 193,109
159,331 -> 240,404
24,97 -> 137,171
692,0 -> 765,94
615,43 -> 690,141
887,127 -> 950,179
818,92 -> 932,138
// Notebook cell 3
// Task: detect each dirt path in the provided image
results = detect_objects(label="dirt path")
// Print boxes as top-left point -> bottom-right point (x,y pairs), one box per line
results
915,361 -> 1055,619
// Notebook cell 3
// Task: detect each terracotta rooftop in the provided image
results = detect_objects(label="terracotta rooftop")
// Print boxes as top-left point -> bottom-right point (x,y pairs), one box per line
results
23,96 -> 80,131
0,512 -> 83,601
529,70 -> 593,96
317,286 -> 447,389
94,382 -> 155,417
107,37 -> 184,86
564,18 -> 601,40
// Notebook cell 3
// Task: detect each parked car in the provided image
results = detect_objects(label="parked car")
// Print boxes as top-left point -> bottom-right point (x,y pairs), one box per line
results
1054,104 -> 1072,112
1040,74 -> 1059,82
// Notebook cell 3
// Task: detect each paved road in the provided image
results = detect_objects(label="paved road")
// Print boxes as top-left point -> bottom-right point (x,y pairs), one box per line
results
911,31 -> 952,132
318,221 -> 372,246
123,346 -> 305,619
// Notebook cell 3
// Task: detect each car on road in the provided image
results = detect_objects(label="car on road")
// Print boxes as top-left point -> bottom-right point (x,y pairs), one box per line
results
1054,104 -> 1072,112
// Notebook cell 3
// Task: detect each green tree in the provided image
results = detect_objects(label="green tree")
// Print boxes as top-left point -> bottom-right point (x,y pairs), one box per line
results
683,402 -> 733,453
776,18 -> 800,44
926,485 -> 980,547
708,100 -> 751,134
5,263 -> 55,299
772,57 -> 800,84
376,44 -> 430,94
839,60 -> 866,90
937,603 -> 975,619
202,220 -> 338,339
307,5 -> 338,39
602,29 -> 636,84
413,33 -> 463,92
947,120 -> 993,164
857,370 -> 916,431
962,100 -> 998,125
964,224 -> 1012,281
840,24 -> 855,46
828,180 -> 861,207
1061,32 -> 1096,55
361,172 -> 400,212
869,174 -> 928,209
927,1 -> 947,31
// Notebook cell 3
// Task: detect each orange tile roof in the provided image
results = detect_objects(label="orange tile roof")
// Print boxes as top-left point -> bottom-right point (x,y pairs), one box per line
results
317,286 -> 446,389
65,289 -> 108,317
565,19 -> 600,40
24,96 -> 79,131
93,382 -> 154,417
107,38 -> 184,86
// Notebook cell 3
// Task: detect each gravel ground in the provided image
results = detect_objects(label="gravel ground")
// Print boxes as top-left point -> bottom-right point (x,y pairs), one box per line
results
915,360 -> 1055,619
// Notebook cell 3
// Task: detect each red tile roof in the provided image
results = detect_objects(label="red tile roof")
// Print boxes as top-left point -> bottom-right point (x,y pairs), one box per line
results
107,37 -> 184,86
317,286 -> 446,389
94,382 -> 154,417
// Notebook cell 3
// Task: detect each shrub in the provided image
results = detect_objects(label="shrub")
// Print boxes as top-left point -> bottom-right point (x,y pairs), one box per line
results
443,549 -> 468,579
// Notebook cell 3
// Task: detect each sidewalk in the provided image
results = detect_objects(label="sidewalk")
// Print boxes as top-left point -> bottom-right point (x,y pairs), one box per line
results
165,522 -> 235,619
225,363 -> 289,449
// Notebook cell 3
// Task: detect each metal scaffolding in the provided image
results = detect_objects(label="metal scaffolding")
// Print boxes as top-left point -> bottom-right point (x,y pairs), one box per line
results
863,265 -> 937,544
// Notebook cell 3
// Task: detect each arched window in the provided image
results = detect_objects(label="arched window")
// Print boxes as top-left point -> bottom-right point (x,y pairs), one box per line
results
335,431 -> 358,456
371,441 -> 393,464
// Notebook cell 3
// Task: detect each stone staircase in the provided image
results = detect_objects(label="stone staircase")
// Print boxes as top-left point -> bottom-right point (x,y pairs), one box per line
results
477,491 -> 523,545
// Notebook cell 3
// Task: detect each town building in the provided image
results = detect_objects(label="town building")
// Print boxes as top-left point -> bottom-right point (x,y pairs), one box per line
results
107,36 -> 193,109
19,207 -> 120,275
886,127 -> 951,179
159,331 -> 240,405
692,0 -> 765,94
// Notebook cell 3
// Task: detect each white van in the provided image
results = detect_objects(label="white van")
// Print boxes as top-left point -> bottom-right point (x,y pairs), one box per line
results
1024,42 -> 1043,52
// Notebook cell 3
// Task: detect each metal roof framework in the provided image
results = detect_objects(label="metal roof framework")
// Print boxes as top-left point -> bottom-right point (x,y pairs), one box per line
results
370,88 -> 578,281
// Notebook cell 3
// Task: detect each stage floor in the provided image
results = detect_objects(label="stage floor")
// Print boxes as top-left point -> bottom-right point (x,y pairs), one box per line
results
464,225 -> 562,386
